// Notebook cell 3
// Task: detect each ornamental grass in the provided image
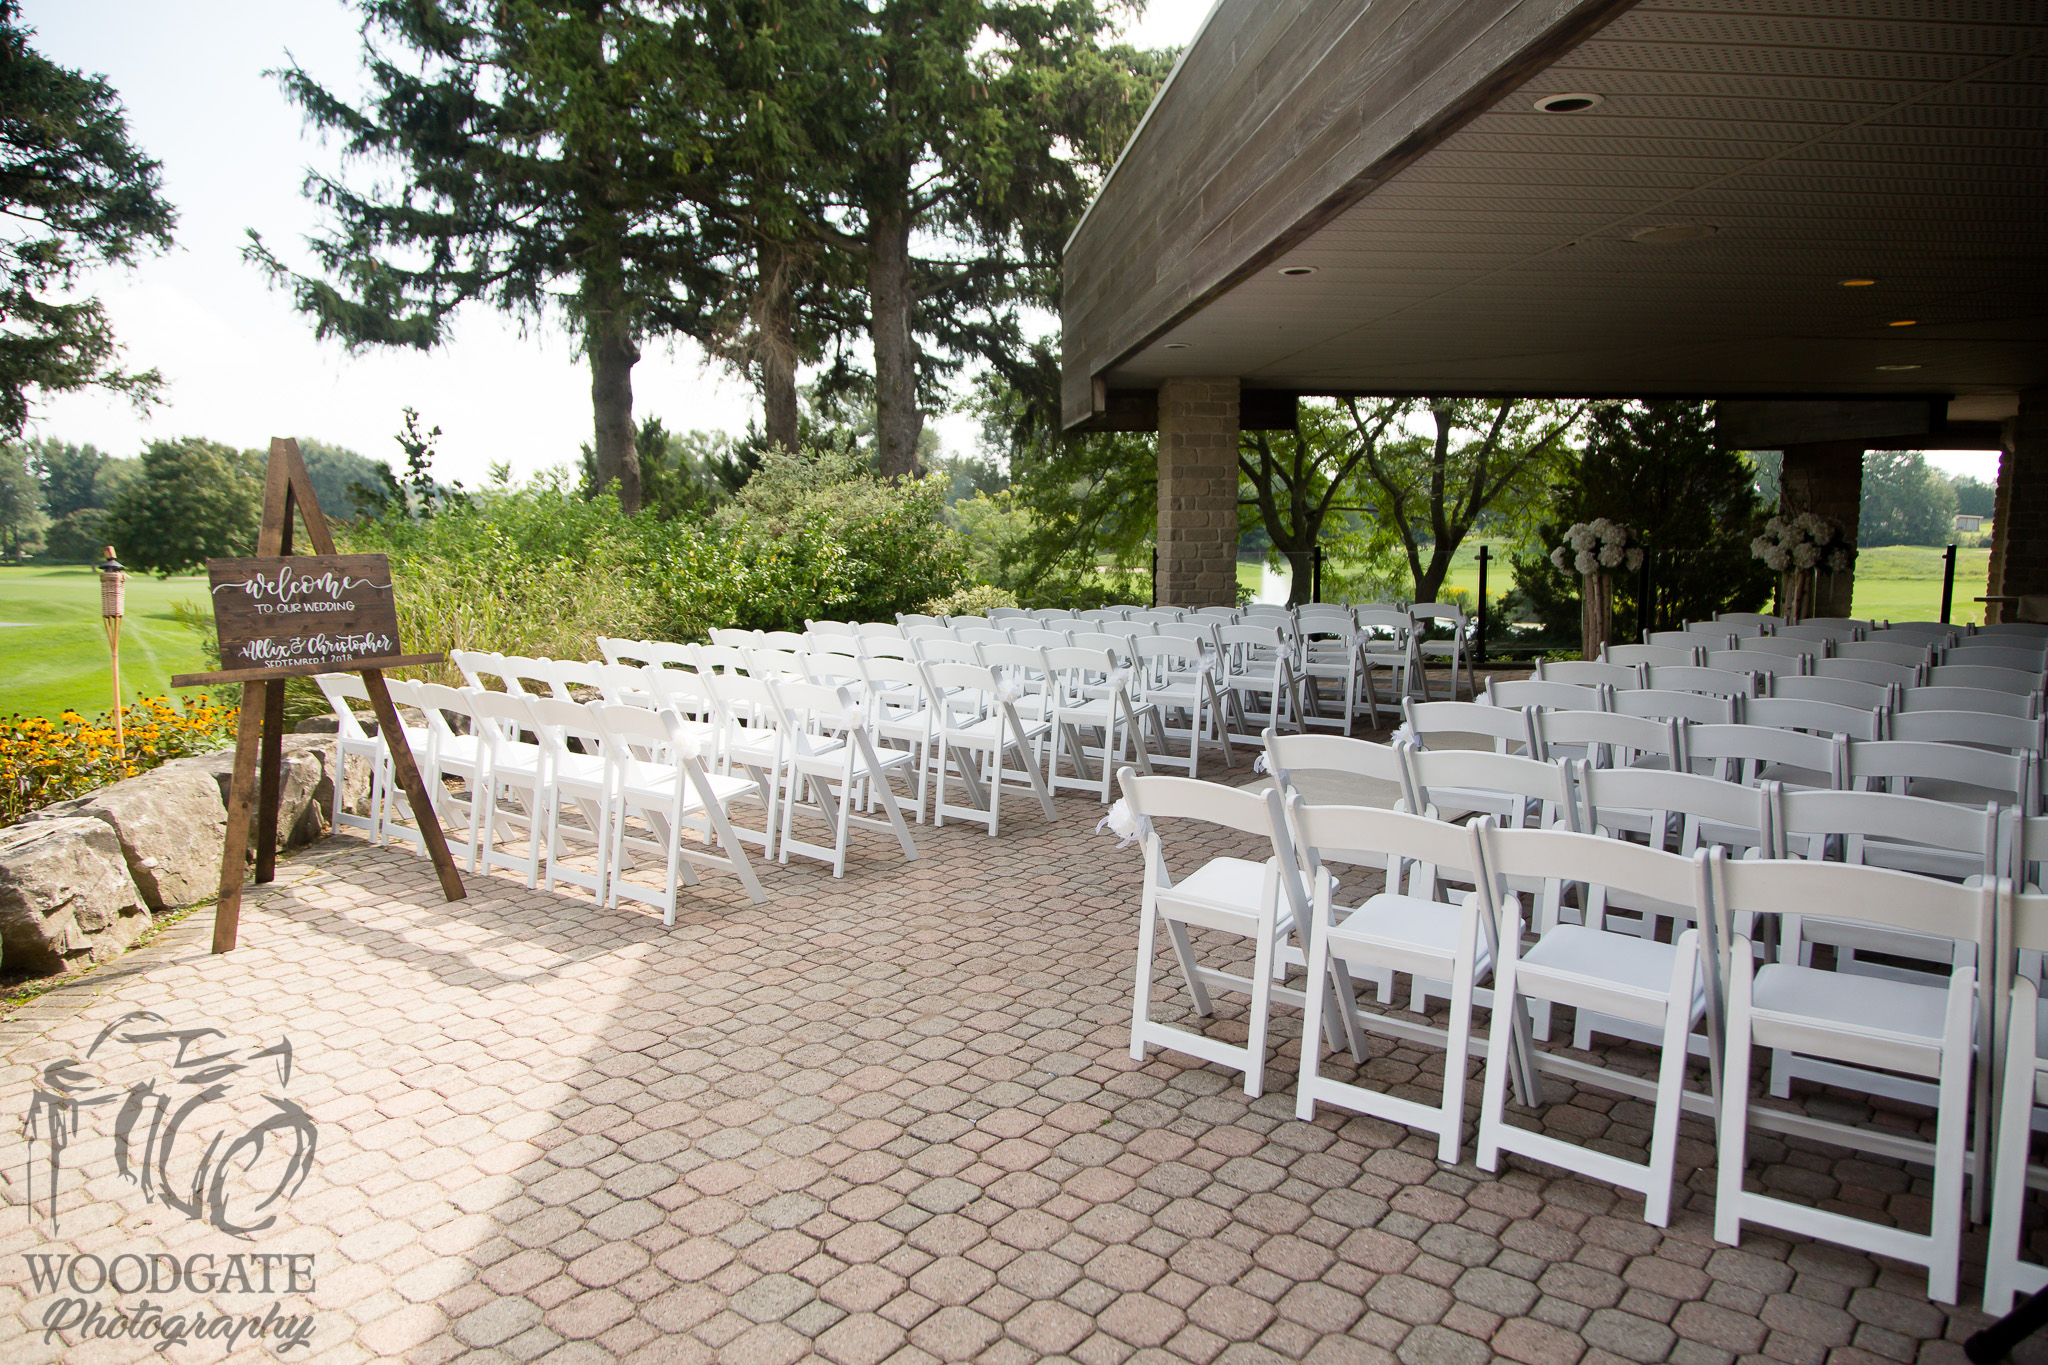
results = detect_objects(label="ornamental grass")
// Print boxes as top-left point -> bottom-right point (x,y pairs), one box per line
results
1,695 -> 238,824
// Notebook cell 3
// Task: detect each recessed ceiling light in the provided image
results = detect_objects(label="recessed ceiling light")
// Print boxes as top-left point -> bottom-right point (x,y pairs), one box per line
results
1278,265 -> 1317,277
1534,93 -> 1602,113
1876,363 -> 1921,371
1839,278 -> 1877,287
1888,319 -> 1917,327
1161,342 -> 1190,350
1629,223 -> 1718,244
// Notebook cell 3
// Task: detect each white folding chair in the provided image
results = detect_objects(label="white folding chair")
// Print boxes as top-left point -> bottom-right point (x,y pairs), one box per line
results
857,621 -> 905,639
1045,645 -> 1161,804
1132,633 -> 1235,778
1402,697 -> 1536,759
470,689 -> 547,888
1707,648 -> 1804,682
451,647 -> 511,689
314,673 -> 387,838
1292,803 -> 1522,1162
1476,826 -> 1719,1227
1745,695 -> 1884,741
1837,639 -> 1935,673
412,683 -> 487,871
1216,622 -> 1305,734
1119,771 -> 1312,1098
1714,856 -> 1992,1304
1986,881 -> 2048,1314
1947,645 -> 2048,674
701,671 -> 785,861
1532,709 -> 1684,775
922,660 -> 1057,835
525,696 -> 614,899
1814,656 -> 1920,692
1411,601 -> 1475,701
856,654 -> 938,822
766,679 -> 919,877
597,703 -> 767,920
1353,606 -> 1417,725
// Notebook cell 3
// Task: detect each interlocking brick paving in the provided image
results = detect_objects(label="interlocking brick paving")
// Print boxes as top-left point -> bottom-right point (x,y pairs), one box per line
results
0,734 -> 2031,1365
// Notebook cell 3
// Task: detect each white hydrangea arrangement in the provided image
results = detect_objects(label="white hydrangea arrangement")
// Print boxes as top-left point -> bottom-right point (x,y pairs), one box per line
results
1750,513 -> 1853,575
1548,519 -> 1645,577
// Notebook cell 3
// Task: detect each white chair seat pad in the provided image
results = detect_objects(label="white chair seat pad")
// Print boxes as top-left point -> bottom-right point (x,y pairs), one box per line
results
1332,891 -> 1480,957
1524,925 -> 1682,990
1752,963 -> 1947,1042
1171,856 -> 1270,913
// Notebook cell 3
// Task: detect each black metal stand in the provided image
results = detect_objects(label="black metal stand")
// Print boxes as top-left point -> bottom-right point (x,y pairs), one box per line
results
1476,545 -> 1490,666
1941,543 -> 1958,624
1312,545 -> 1324,603
1967,1283 -> 2048,1363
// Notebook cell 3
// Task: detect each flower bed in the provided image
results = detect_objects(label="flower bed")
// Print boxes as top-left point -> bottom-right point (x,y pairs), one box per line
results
2,695 -> 238,824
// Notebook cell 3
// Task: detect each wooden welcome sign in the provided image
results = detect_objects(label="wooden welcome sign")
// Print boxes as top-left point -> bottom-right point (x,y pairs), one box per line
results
174,437 -> 464,953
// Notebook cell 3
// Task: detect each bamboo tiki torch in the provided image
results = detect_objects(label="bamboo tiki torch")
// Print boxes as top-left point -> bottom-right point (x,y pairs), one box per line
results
98,545 -> 126,756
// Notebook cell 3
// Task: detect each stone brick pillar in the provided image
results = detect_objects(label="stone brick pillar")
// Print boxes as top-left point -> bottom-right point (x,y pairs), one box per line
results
1987,387 -> 2048,623
1156,377 -> 1241,607
1778,441 -> 1864,618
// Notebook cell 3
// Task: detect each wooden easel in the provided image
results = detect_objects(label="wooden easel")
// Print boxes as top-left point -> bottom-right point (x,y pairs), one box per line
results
173,437 -> 465,953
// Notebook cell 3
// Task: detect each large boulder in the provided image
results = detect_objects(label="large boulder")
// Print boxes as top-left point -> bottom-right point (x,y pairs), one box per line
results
159,739 -> 328,852
284,734 -> 374,831
27,766 -> 228,911
0,818 -> 151,975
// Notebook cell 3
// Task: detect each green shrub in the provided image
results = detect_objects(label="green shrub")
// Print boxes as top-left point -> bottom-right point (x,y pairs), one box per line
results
920,584 -> 1019,617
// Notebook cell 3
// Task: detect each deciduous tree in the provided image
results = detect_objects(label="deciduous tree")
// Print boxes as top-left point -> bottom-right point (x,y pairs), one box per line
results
103,438 -> 263,576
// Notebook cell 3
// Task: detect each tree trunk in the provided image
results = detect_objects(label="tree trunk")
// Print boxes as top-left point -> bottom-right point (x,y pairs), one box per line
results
587,289 -> 642,513
868,202 -> 923,478
757,240 -> 800,454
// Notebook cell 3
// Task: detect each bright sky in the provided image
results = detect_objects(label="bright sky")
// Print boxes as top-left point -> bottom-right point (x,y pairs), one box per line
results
19,0 -> 1997,488
18,0 -> 1220,487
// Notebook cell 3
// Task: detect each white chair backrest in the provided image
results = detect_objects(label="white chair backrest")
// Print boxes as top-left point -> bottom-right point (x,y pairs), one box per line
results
987,608 -> 1033,623
897,613 -> 944,628
494,655 -> 557,697
550,659 -> 605,701
1716,612 -> 1787,631
315,673 -> 376,739
1290,797 -> 1485,898
1630,667 -> 1761,699
1011,628 -> 1072,650
1930,663 -> 2043,696
1579,766 -> 1771,854
1711,854 -> 1991,957
1901,685 -> 2039,718
1946,644 -> 2047,674
691,643 -> 749,676
759,630 -> 808,652
1837,639 -> 1935,670
904,623 -> 954,643
916,637 -> 981,666
1745,695 -> 1883,741
1536,659 -> 1641,690
1486,677 -> 1610,712
1646,629 -> 1723,652
947,616 -> 993,630
1479,824 -> 1706,931
1772,787 -> 1999,878
857,621 -> 905,638
1614,687 -> 1738,727
954,627 -> 1010,647
595,661 -> 658,707
1404,746 -> 1579,830
1707,648 -> 1799,679
1738,634 -> 1827,660
1771,675 -> 1895,712
1778,622 -> 1856,646
1071,631 -> 1134,664
451,648 -> 509,689
1975,622 -> 2048,639
708,627 -> 761,648
1888,708 -> 2044,755
1813,657 -> 1920,690
469,688 -> 539,744
1532,709 -> 1683,770
859,653 -> 932,703
527,694 -> 608,758
1402,698 -> 1535,755
1688,723 -> 1844,787
1353,606 -> 1412,639
744,647 -> 808,679
1869,624 -> 1958,649
1846,738 -> 2033,810
860,635 -> 918,661
1607,642 -> 1705,668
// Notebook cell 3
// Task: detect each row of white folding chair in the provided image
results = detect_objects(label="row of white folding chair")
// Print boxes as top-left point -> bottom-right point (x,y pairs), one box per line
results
1120,756 -> 1989,1297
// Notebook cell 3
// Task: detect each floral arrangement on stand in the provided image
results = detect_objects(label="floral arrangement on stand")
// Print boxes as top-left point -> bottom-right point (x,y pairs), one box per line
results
1550,519 -> 1645,660
1749,513 -> 1853,623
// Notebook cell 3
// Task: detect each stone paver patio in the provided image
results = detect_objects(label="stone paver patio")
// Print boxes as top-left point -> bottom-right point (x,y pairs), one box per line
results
0,751 -> 2030,1364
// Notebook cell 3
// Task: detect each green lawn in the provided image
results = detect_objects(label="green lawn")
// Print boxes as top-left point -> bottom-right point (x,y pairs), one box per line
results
1242,540 -> 1993,626
0,566 -> 214,721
